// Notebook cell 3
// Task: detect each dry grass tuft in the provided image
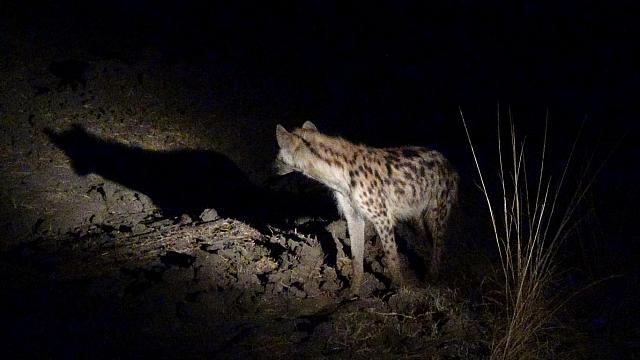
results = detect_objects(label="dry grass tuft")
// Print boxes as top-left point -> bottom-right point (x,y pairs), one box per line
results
460,109 -> 602,359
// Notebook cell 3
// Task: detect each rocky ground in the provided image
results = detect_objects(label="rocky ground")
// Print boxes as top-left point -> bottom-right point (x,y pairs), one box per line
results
0,26 -> 488,358
2,214 -> 486,358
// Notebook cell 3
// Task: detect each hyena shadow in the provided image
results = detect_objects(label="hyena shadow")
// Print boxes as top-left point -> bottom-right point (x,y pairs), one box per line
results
45,124 -> 317,226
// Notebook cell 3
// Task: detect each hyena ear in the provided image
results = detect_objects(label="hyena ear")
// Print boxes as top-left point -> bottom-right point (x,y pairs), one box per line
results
302,121 -> 318,132
276,124 -> 292,148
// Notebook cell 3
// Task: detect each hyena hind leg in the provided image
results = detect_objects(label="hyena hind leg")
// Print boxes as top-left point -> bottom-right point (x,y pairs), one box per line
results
425,206 -> 452,275
408,215 -> 431,259
371,217 -> 403,287
409,215 -> 428,242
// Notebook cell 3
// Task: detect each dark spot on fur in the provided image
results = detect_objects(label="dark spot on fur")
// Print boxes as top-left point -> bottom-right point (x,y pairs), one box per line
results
299,137 -> 321,158
405,162 -> 418,173
402,149 -> 419,157
386,152 -> 400,163
386,161 -> 393,176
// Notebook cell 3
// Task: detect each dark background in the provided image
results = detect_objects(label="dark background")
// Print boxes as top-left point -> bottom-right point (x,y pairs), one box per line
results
9,1 -> 636,178
2,0 -> 639,357
7,0 -> 638,175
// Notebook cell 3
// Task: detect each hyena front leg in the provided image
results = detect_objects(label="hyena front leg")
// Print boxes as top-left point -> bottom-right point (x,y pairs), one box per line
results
371,216 -> 402,287
335,192 -> 365,294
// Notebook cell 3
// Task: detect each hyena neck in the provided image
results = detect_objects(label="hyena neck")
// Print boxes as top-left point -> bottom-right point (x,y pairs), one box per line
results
298,133 -> 355,195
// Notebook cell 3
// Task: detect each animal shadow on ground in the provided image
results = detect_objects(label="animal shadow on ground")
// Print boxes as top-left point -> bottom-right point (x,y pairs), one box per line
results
45,125 -> 334,229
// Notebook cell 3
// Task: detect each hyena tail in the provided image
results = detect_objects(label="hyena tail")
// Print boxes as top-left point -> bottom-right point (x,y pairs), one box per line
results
425,172 -> 459,274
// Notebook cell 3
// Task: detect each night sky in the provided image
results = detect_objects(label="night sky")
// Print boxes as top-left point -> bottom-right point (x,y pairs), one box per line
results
1,0 -> 639,358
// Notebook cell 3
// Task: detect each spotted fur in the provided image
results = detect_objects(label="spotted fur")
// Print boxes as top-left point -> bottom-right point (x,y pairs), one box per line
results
275,121 -> 459,293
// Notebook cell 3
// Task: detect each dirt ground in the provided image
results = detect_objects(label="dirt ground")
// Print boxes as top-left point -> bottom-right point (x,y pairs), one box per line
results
2,214 -> 486,358
0,23 -> 488,358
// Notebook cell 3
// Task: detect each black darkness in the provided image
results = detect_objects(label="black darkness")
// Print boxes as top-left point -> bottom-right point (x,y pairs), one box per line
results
11,0 -> 636,197
10,0 -> 637,175
2,0 -> 639,358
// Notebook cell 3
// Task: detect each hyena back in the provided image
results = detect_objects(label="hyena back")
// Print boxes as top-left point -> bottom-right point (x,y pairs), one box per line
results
275,121 -> 459,293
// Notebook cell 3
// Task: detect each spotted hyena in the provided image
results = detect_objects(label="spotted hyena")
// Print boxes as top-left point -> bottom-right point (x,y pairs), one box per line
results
275,121 -> 458,293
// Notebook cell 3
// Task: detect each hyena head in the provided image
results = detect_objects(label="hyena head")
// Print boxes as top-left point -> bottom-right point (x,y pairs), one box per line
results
274,121 -> 318,176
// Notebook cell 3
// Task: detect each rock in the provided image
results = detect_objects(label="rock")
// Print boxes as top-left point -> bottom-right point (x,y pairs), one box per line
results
336,257 -> 352,278
200,240 -> 225,253
319,268 -> 341,292
132,222 -> 147,234
151,218 -> 173,229
325,220 -> 347,240
326,220 -> 348,261
170,235 -> 192,253
199,208 -> 219,222
255,256 -> 278,275
179,214 -> 192,225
